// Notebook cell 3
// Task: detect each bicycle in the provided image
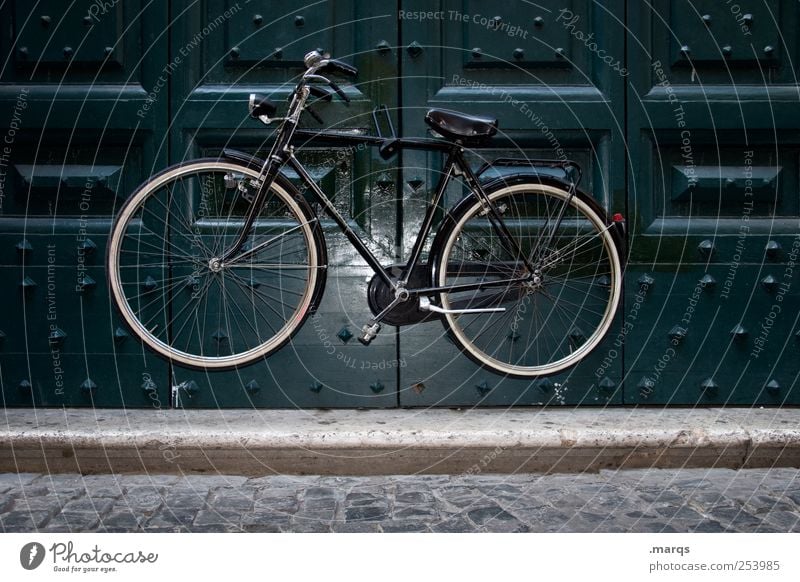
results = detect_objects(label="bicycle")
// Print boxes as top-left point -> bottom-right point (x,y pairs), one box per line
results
107,50 -> 626,377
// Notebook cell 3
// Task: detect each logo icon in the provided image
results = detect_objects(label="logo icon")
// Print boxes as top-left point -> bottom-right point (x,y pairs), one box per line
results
20,542 -> 46,570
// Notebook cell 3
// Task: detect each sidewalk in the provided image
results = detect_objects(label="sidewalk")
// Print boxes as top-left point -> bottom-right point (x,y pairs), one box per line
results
1,407 -> 799,475
2,469 -> 799,532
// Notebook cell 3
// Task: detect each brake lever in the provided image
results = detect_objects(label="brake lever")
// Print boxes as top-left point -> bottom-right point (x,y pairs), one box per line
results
328,80 -> 350,104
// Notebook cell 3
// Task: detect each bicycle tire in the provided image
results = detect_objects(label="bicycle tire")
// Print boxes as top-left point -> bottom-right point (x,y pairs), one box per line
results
107,159 -> 326,370
430,181 -> 623,378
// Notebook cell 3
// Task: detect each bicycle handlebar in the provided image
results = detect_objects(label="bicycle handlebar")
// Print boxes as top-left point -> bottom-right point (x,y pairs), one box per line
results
249,51 -> 357,126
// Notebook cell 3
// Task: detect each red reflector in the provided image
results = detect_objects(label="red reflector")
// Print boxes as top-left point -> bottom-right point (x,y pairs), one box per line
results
612,213 -> 625,222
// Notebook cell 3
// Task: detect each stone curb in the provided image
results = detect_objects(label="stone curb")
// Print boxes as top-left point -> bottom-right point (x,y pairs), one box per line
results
1,408 -> 798,474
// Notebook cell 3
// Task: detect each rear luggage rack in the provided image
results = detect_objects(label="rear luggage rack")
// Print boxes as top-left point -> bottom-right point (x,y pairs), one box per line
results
476,157 -> 583,188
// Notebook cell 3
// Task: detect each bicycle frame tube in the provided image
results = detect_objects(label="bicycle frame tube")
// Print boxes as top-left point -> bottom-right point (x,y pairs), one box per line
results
219,97 -> 535,295
286,153 -> 395,289
455,153 -> 537,274
398,148 -> 458,284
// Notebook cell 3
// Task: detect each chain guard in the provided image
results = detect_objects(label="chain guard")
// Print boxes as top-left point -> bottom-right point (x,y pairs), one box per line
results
367,264 -> 439,326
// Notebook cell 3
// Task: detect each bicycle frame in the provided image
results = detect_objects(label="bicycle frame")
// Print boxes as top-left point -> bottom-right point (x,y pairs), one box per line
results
226,132 -> 543,298
219,70 -> 570,297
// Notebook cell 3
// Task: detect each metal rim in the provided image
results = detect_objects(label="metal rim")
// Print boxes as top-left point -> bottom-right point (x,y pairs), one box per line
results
107,160 -> 319,369
437,183 -> 623,377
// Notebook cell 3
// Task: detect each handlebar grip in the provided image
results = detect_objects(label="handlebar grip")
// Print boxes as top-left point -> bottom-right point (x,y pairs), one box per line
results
320,58 -> 358,78
328,80 -> 350,104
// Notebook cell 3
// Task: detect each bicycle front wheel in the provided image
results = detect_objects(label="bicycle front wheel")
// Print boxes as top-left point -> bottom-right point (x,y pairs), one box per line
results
107,159 -> 326,370
434,182 -> 623,377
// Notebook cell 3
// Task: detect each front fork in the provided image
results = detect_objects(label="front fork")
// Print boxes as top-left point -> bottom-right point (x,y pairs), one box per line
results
218,151 -> 287,264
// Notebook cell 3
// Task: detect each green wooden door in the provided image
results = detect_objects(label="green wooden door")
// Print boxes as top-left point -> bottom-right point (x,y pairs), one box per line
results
397,0 -> 627,406
166,1 -> 401,407
625,0 -> 800,405
2,1 -> 797,409
0,0 -> 170,408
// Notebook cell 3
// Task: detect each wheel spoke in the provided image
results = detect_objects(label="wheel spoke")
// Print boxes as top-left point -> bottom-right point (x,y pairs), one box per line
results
438,186 -> 621,376
108,162 -> 320,368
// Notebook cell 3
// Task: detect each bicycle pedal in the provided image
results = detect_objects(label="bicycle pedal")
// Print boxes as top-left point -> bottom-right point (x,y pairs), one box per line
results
358,322 -> 381,346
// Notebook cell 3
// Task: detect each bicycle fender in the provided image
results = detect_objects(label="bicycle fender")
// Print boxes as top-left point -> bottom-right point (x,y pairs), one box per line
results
222,148 -> 266,172
430,173 -> 626,274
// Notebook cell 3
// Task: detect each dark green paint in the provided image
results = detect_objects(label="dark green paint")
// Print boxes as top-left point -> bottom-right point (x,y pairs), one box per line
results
1,1 -> 797,407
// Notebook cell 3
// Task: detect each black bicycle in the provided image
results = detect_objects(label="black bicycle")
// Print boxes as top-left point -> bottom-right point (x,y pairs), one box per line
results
107,50 -> 625,377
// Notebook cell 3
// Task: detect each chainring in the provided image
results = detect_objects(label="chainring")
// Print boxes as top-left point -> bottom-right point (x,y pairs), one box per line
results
366,264 -> 439,326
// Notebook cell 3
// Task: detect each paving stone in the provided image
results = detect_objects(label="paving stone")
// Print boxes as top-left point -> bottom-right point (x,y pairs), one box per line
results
305,486 -> 337,499
333,521 -> 381,532
653,504 -> 706,521
294,508 -> 336,522
474,519 -> 530,533
241,522 -> 284,533
1,510 -> 51,531
631,522 -> 679,533
3,469 -> 800,533
762,510 -> 800,531
344,492 -> 386,507
117,492 -> 164,513
379,520 -> 431,532
467,505 -> 517,525
142,525 -> 192,533
743,495 -> 797,515
429,516 -> 475,533
10,496 -> 65,513
85,486 -> 125,499
209,494 -> 254,512
635,489 -> 685,504
395,491 -> 434,504
619,509 -> 657,519
241,510 -> 292,531
685,491 -> 731,507
253,497 -> 298,513
62,498 -> 114,514
255,488 -> 301,501
145,509 -> 198,528
510,506 -> 573,528
707,505 -> 763,529
393,506 -> 437,520
345,505 -> 389,522
163,493 -> 208,510
193,509 -> 241,527
192,524 -> 241,532
44,511 -> 101,532
785,491 -> 800,507
688,520 -> 729,533
98,512 -> 144,530
289,520 -> 333,532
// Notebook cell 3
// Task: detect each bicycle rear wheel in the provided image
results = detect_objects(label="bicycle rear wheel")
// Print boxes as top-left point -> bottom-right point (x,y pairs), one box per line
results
107,159 -> 326,369
433,182 -> 623,377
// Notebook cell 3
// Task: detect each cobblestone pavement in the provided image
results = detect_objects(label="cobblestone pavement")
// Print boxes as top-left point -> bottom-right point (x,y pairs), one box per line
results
1,469 -> 799,533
